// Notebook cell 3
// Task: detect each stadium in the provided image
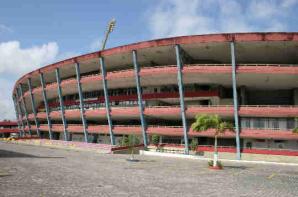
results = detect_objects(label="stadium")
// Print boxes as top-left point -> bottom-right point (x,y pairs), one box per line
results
12,32 -> 298,158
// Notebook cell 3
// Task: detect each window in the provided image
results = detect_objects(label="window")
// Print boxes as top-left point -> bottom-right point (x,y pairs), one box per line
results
256,139 -> 265,142
245,119 -> 250,128
254,119 -> 265,129
274,140 -> 285,143
287,119 -> 295,129
272,119 -> 279,129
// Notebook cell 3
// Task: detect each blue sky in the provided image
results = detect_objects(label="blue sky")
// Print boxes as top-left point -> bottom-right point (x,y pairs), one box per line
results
0,0 -> 152,53
0,0 -> 298,120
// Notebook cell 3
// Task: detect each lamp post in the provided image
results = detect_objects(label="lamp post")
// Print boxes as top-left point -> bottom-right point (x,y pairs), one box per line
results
101,18 -> 116,50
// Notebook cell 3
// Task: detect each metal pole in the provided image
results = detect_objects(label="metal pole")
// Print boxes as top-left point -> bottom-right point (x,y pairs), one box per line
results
175,45 -> 189,155
18,85 -> 32,136
27,78 -> 41,137
40,73 -> 53,140
55,68 -> 69,141
132,50 -> 148,147
99,57 -> 115,145
101,19 -> 116,50
75,62 -> 89,142
230,42 -> 241,160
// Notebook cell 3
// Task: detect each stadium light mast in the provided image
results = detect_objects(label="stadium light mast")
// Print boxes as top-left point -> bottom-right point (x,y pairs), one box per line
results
101,18 -> 116,50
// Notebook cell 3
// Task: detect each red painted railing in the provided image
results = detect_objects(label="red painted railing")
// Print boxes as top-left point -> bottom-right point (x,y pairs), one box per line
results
33,105 -> 298,122
0,121 -> 18,126
239,105 -> 298,117
31,124 -> 298,140
0,128 -> 19,133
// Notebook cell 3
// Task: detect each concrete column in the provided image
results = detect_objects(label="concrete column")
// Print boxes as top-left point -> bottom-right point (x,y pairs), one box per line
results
99,57 -> 115,145
40,73 -> 53,140
18,85 -> 32,136
12,95 -> 23,137
240,86 -> 247,105
132,50 -> 148,147
75,62 -> 88,142
55,68 -> 69,141
159,136 -> 163,144
230,42 -> 241,160
27,78 -> 41,137
14,94 -> 25,136
294,88 -> 298,106
175,45 -> 189,155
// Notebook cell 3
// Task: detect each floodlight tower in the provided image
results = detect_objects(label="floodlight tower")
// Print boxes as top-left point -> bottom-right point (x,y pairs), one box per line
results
101,18 -> 116,50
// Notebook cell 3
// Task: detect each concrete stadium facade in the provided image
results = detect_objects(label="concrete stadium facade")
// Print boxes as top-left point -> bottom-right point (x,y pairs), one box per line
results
12,32 -> 298,157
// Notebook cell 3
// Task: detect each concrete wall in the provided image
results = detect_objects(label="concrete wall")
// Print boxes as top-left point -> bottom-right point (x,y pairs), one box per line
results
219,98 -> 233,105
203,151 -> 298,163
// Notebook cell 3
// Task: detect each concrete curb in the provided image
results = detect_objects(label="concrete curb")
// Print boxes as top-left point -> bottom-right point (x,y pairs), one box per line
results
140,150 -> 298,166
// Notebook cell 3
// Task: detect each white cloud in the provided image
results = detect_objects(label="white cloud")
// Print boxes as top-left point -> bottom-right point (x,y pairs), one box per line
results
0,78 -> 15,120
0,24 -> 13,34
281,0 -> 298,8
147,0 -> 296,38
0,41 -> 59,120
0,41 -> 59,76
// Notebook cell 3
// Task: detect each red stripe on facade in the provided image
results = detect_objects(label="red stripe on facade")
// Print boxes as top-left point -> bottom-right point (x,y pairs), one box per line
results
0,128 -> 19,133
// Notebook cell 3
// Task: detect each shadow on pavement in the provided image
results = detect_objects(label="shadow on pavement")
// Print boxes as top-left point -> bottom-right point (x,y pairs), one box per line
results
0,173 -> 13,177
223,165 -> 249,170
0,149 -> 64,159
137,159 -> 156,163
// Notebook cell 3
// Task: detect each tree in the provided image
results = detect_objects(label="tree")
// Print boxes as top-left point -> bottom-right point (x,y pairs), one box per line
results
121,134 -> 140,161
190,138 -> 198,152
151,134 -> 160,147
191,114 -> 234,168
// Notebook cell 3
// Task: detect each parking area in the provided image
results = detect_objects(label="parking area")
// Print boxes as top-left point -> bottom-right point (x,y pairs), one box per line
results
1,142 -> 298,197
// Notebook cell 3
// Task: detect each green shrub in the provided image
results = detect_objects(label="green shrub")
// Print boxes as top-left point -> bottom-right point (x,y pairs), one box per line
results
151,134 -> 160,146
120,136 -> 129,146
190,139 -> 198,151
208,160 -> 223,168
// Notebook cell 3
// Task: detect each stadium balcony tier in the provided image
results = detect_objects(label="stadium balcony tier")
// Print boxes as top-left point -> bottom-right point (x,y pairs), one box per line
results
0,121 -> 19,138
12,32 -> 298,155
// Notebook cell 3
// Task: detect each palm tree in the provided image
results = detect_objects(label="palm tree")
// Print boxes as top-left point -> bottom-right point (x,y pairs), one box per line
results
191,114 -> 234,168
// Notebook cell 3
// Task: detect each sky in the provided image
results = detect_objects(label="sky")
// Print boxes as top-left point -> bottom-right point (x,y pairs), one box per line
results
0,0 -> 297,120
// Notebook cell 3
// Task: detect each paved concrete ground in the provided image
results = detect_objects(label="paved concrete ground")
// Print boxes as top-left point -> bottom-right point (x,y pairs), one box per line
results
1,142 -> 298,197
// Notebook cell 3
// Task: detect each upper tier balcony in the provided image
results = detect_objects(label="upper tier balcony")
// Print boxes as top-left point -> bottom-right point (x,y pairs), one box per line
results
0,128 -> 19,133
26,124 -> 298,140
19,64 -> 298,112
27,105 -> 298,122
